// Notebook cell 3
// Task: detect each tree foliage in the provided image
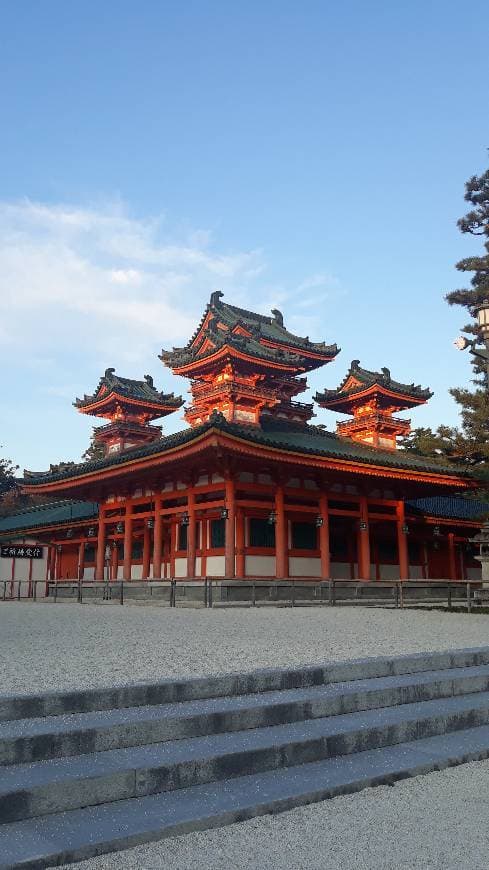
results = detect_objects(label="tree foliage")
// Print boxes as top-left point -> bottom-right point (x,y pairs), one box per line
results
401,161 -> 489,471
0,453 -> 18,496
82,434 -> 105,463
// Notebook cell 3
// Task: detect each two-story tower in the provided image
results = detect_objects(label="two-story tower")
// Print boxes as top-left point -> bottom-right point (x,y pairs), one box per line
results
160,291 -> 339,426
315,360 -> 432,450
74,368 -> 183,456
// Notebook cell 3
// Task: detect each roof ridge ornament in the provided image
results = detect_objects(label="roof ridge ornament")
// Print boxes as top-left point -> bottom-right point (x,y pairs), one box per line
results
210,290 -> 224,307
271,308 -> 284,327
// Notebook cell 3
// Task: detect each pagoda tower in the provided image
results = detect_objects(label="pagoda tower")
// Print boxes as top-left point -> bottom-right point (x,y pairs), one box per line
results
160,291 -> 339,426
315,360 -> 432,450
74,368 -> 183,456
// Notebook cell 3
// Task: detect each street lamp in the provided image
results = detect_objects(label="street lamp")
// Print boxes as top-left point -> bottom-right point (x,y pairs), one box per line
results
476,300 -> 489,339
454,299 -> 489,382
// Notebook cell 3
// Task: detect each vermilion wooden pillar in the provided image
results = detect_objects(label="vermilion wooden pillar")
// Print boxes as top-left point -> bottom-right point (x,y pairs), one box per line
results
319,493 -> 330,580
123,504 -> 133,581
153,496 -> 163,579
142,525 -> 151,579
396,501 -> 409,580
448,532 -> 457,581
78,542 -> 85,580
111,542 -> 118,580
225,477 -> 236,578
236,509 -> 245,578
95,509 -> 105,581
358,496 -> 370,581
200,519 -> 208,577
170,520 -> 176,578
187,493 -> 196,578
54,546 -> 61,581
45,547 -> 51,595
275,485 -> 288,579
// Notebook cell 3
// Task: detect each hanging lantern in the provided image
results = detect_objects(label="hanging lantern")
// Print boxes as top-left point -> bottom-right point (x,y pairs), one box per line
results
146,518 -> 155,530
181,512 -> 190,526
220,507 -> 229,520
359,521 -> 368,531
87,527 -> 95,538
268,510 -> 277,525
66,528 -> 74,539
116,521 -> 124,534
402,524 -> 409,534
315,515 -> 324,528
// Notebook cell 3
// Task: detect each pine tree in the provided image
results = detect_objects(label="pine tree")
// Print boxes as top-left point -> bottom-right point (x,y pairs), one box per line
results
401,162 -> 489,470
82,433 -> 105,463
0,452 -> 18,496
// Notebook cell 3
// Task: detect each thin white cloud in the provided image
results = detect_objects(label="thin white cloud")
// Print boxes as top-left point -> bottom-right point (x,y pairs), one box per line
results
0,199 -> 263,366
109,269 -> 144,285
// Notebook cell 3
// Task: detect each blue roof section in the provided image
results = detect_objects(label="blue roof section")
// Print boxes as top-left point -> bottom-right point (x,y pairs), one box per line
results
407,497 -> 489,521
0,501 -> 98,537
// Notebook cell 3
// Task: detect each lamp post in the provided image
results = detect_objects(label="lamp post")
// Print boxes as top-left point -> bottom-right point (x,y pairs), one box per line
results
454,299 -> 489,385
471,522 -> 489,588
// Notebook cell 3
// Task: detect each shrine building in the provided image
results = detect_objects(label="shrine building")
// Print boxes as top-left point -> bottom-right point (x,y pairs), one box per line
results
0,292 -> 486,587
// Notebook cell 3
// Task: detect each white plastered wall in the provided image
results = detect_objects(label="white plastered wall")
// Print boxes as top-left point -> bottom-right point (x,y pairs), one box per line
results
206,555 -> 225,576
245,555 -> 276,576
289,557 -> 321,577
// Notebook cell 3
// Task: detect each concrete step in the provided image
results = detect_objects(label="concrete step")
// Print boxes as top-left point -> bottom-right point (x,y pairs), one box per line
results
3,723 -> 489,870
3,646 -> 489,722
2,690 -> 489,823
3,663 -> 489,766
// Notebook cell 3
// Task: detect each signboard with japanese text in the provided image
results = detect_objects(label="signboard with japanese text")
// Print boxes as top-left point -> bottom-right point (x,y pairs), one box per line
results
1,545 -> 43,559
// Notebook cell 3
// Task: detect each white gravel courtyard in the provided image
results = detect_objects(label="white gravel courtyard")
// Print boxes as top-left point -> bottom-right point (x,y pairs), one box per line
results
3,602 -> 489,869
1,601 -> 489,695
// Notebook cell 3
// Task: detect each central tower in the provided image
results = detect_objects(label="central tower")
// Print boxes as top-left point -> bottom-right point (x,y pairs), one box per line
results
160,291 -> 339,426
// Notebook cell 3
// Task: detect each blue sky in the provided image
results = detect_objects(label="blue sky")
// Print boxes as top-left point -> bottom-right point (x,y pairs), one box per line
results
0,0 -> 488,469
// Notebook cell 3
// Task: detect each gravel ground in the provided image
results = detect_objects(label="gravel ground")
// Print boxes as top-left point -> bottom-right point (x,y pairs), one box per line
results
2,601 -> 489,695
68,758 -> 489,870
4,603 -> 489,869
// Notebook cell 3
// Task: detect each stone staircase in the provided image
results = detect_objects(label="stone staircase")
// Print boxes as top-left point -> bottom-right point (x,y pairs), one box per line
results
3,648 -> 489,868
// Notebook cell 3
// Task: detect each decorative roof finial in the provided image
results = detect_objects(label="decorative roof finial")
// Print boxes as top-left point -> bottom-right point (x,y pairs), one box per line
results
104,367 -> 116,379
144,374 -> 154,388
381,366 -> 391,382
210,290 -> 224,306
351,359 -> 361,371
271,308 -> 284,327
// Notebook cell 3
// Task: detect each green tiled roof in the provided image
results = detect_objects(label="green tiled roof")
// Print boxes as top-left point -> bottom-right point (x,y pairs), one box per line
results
74,369 -> 183,411
315,360 -> 432,403
407,497 -> 489,521
23,413 -> 474,486
0,500 -> 98,538
160,291 -> 339,371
